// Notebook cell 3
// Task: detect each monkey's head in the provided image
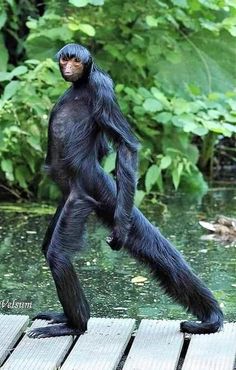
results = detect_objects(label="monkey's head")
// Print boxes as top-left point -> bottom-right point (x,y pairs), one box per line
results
56,44 -> 93,83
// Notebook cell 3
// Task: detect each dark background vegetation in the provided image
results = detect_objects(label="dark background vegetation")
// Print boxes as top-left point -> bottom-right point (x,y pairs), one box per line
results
0,0 -> 236,203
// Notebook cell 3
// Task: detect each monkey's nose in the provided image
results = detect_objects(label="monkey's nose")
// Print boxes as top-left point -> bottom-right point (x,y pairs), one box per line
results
65,68 -> 72,73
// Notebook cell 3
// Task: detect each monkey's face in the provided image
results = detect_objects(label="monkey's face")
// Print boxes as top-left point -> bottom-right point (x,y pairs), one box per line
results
59,56 -> 84,82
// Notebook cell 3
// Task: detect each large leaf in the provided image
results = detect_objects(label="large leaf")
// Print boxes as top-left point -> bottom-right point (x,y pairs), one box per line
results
89,0 -> 104,4
25,36 -> 60,60
0,11 -> 7,29
69,0 -> 88,6
145,164 -> 160,192
78,24 -> 96,36
156,30 -> 236,95
0,34 -> 8,72
3,81 -> 20,100
143,98 -> 163,112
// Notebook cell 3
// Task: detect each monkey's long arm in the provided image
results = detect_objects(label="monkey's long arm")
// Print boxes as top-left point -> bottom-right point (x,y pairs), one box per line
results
109,138 -> 138,250
93,78 -> 139,249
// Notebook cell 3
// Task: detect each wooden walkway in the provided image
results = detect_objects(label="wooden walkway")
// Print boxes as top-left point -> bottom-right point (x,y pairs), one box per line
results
0,315 -> 235,369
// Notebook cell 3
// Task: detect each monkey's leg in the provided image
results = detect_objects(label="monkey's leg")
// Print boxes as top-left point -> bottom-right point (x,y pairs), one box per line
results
41,198 -> 66,256
95,170 -> 223,335
33,199 -> 68,324
29,194 -> 94,338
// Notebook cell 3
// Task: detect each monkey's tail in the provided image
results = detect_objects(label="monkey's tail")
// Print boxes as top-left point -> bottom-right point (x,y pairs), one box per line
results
127,211 -> 224,334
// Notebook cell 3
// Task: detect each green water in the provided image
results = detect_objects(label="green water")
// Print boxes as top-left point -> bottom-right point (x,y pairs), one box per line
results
0,188 -> 235,323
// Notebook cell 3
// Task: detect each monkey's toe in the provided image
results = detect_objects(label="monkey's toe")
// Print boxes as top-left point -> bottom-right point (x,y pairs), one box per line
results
27,323 -> 84,338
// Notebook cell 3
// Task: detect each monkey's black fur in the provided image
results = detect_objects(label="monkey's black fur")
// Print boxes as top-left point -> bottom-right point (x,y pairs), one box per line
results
28,43 -> 223,338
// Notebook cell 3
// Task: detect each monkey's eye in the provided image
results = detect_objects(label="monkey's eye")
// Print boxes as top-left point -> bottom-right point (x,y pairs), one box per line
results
74,58 -> 81,63
60,56 -> 69,63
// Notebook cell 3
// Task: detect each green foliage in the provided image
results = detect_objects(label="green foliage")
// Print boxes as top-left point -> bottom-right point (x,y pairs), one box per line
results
0,0 -> 236,201
156,31 -> 236,95
0,58 -> 65,198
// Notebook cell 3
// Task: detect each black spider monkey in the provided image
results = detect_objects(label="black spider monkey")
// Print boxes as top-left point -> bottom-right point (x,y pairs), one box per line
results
28,43 -> 223,338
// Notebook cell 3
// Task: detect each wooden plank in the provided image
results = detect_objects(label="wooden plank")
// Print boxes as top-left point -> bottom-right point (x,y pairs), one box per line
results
2,319 -> 74,370
0,314 -> 29,366
123,320 -> 184,370
182,322 -> 236,370
62,317 -> 135,370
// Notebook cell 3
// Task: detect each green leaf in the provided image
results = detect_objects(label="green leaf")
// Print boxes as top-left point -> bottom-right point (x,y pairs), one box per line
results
156,31 -> 236,95
3,81 -> 20,100
171,116 -> 183,127
15,166 -> 29,189
26,156 -> 35,173
1,158 -> 14,181
160,155 -> 172,169
27,136 -> 42,152
134,190 -> 146,206
192,126 -> 209,136
1,159 -> 13,174
145,164 -> 160,192
69,0 -> 89,7
5,172 -> 14,181
0,11 -> 7,29
25,36 -> 59,60
183,120 -> 197,133
26,19 -> 38,29
155,112 -> 172,124
25,59 -> 40,65
171,0 -> 188,8
172,168 -> 179,190
11,66 -> 28,77
143,98 -> 163,113
228,26 -> 236,37
68,22 -> 80,31
172,98 -> 191,115
178,162 -> 183,177
89,0 -> 104,4
157,170 -> 163,192
133,106 -> 145,116
224,123 -> 236,133
115,84 -> 124,93
150,87 -> 170,107
200,19 -> 220,32
172,162 -> 183,190
146,16 -> 158,27
42,27 -> 73,41
78,24 -> 96,36
0,72 -> 12,81
138,87 -> 153,99
0,34 -> 8,71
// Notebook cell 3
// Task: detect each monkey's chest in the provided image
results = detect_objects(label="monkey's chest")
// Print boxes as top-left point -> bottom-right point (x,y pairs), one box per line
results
50,102 -> 90,141
51,111 -> 70,140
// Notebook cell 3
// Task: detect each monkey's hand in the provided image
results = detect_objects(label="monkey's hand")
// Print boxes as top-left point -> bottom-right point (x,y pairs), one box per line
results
106,228 -> 127,251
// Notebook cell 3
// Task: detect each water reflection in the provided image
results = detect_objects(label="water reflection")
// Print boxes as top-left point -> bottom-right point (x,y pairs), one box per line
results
0,188 -> 235,322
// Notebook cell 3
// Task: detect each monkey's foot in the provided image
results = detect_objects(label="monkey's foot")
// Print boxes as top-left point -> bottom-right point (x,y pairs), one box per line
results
27,323 -> 84,339
32,312 -> 67,324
